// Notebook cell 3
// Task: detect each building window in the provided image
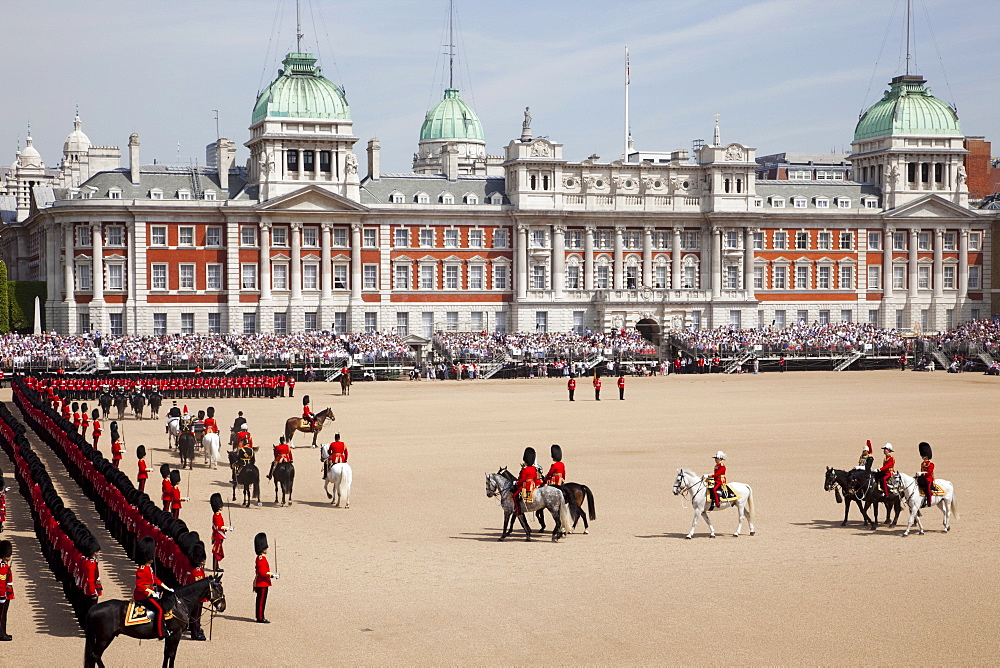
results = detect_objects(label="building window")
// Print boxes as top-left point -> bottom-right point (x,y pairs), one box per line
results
841,309 -> 853,323
242,313 -> 257,334
839,265 -> 853,289
177,189 -> 191,201
151,226 -> 167,246
682,265 -> 696,290
818,310 -> 830,324
153,313 -> 167,335
795,265 -> 809,289
333,228 -> 347,247
773,266 -> 787,289
837,198 -> 851,209
78,313 -> 91,333
469,229 -> 484,248
868,232 -> 881,250
943,265 -> 955,289
271,227 -> 287,247
364,312 -> 378,333
530,265 -> 545,290
334,312 -> 348,333
773,232 -> 787,250
445,265 -> 460,290
625,231 -> 641,249
918,232 -> 930,251
151,264 -> 168,290
815,198 -> 830,209
441,312 -> 456,331
106,226 -> 124,246
272,264 -> 288,290
207,264 -> 222,291
177,226 -> 193,246
394,265 -> 410,289
531,230 -> 546,248
868,266 -> 881,290
535,311 -> 548,333
363,265 -> 378,289
493,265 -> 509,290
625,265 -> 638,289
566,230 -> 582,249
439,192 -> 455,204
839,232 -> 852,250
469,265 -> 484,290
302,227 -> 318,247
77,225 -> 92,247
150,189 -> 163,200
363,228 -> 377,247
597,231 -> 613,249
464,193 -> 478,205
207,312 -> 221,333
567,265 -> 581,289
109,313 -> 124,336
419,265 -> 435,289
395,228 -> 409,247
333,265 -> 348,290
241,264 -> 258,290
771,197 -> 785,208
273,313 -> 287,335
724,231 -> 738,249
969,231 -> 982,251
793,197 -> 807,209
206,226 -> 222,246
969,265 -> 981,290
864,198 -> 879,209
467,311 -> 482,331
179,264 -> 195,290
797,310 -> 809,325
596,265 -> 610,289
681,232 -> 699,250
420,229 -> 434,248
918,266 -> 930,289
818,232 -> 831,250
493,229 -> 509,248
752,232 -> 763,250
774,310 -> 786,328
76,264 -> 92,291
817,266 -> 831,289
795,232 -> 809,250
654,265 -> 667,289
787,170 -> 810,180
108,189 -> 122,200
241,226 -> 258,246
445,229 -> 459,248
107,264 -> 124,290
180,313 -> 195,334
753,266 -> 764,290
396,312 -> 409,336
943,232 -> 956,251
724,265 -> 738,289
302,264 -> 318,290
869,309 -> 879,325
303,312 -> 317,331
892,266 -> 905,290
892,232 -> 905,251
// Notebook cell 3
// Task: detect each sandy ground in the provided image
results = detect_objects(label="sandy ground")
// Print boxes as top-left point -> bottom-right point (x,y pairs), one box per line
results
1,370 -> 998,666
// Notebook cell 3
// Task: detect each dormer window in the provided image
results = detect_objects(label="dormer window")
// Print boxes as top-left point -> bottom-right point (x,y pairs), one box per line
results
415,192 -> 430,204
863,197 -> 879,209
108,188 -> 122,200
793,197 -> 807,208
815,197 -> 830,209
770,197 -> 785,208
389,191 -> 404,204
149,189 -> 163,200
836,197 -> 851,208
489,193 -> 503,205
463,193 -> 479,205
439,192 -> 455,204
203,190 -> 217,201
753,197 -> 763,208
177,189 -> 192,200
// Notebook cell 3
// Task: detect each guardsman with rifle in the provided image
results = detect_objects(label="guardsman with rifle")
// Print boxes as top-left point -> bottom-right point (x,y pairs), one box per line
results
160,464 -> 174,512
91,409 -> 102,449
136,445 -> 151,493
110,422 -> 125,469
210,493 -> 232,572
253,532 -> 278,623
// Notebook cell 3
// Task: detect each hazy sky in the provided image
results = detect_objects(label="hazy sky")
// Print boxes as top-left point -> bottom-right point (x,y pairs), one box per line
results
3,0 -> 998,175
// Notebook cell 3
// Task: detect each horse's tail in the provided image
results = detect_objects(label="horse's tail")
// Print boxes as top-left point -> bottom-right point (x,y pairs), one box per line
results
339,464 -> 352,498
582,484 -> 596,520
949,492 -> 959,521
558,496 -> 572,536
745,485 -> 755,522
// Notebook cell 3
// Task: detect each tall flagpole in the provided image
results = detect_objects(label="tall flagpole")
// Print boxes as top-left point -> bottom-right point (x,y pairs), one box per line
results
624,45 -> 630,159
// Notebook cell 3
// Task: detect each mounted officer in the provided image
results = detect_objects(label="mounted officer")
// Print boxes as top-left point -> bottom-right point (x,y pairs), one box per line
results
512,447 -> 541,514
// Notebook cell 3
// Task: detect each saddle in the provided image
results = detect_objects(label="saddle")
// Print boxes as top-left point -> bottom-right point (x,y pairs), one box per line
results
519,480 -> 538,504
706,484 -> 740,505
298,418 -> 314,431
919,482 -> 946,497
124,600 -> 176,627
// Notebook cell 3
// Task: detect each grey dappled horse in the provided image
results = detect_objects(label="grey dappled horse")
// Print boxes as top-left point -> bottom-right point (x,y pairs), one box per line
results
485,472 -> 570,542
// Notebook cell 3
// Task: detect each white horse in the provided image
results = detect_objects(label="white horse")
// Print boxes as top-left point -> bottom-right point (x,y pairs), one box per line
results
672,469 -> 756,539
324,463 -> 352,508
202,432 -> 221,470
896,472 -> 957,536
165,417 -> 182,449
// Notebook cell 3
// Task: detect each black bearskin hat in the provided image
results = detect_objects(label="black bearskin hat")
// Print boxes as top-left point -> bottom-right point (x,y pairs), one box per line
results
189,541 -> 207,566
0,540 -> 11,560
522,447 -> 536,467
198,410 -> 205,420
82,403 -> 88,413
206,407 -> 215,418
551,444 -> 563,462
302,395 -> 310,406
169,469 -> 181,486
80,535 -> 101,558
210,492 -> 224,513
136,445 -> 146,459
72,402 -> 79,412
160,463 -> 171,479
92,408 -> 99,420
254,532 -> 268,555
136,536 -> 156,565
334,433 -> 341,441
110,422 -> 119,437
919,442 -> 933,459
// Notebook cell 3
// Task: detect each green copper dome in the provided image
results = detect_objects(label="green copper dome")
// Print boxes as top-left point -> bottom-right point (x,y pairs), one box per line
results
854,75 -> 961,141
419,89 -> 484,141
252,53 -> 350,125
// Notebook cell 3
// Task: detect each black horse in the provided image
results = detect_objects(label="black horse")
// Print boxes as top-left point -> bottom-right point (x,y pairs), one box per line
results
148,391 -> 163,419
178,427 -> 196,470
273,461 -> 295,506
824,467 -> 874,527
113,393 -> 129,420
130,392 -> 147,420
229,451 -> 261,507
848,470 -> 903,530
84,575 -> 225,668
98,392 -> 113,420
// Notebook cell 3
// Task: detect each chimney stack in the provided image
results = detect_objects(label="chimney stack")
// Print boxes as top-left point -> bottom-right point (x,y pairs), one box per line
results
128,133 -> 140,185
216,138 -> 236,192
442,143 -> 459,182
367,138 -> 380,181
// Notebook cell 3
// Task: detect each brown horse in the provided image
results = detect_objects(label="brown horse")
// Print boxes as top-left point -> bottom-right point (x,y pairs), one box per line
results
340,372 -> 352,396
283,407 -> 335,447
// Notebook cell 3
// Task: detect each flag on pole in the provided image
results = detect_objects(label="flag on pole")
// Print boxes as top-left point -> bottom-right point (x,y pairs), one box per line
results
626,46 -> 630,85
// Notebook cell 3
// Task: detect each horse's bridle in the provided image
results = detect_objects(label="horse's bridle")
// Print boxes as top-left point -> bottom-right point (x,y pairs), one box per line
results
673,472 -> 701,497
207,580 -> 225,609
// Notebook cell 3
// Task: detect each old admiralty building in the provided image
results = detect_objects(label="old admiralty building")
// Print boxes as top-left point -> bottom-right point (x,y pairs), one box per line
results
1,48 -> 996,337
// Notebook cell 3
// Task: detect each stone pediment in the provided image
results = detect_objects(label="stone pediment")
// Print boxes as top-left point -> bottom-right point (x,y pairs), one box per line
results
885,194 -> 978,219
256,185 -> 368,213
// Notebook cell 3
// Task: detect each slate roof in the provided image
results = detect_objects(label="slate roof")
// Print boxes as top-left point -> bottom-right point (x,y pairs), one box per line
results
359,173 -> 507,205
756,152 -> 851,166
755,180 -> 881,210
65,166 -> 252,201
0,195 -> 15,224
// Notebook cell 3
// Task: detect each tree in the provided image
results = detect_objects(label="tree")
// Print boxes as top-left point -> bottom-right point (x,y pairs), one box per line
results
0,261 -> 9,334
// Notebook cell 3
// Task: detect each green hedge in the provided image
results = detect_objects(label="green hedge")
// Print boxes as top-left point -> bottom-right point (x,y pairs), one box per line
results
0,262 -> 8,333
8,280 -> 46,333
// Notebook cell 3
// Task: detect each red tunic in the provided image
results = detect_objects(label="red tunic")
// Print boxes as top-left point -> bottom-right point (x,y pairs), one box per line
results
513,464 -> 540,500
92,419 -> 102,437
273,442 -> 292,464
567,378 -> 576,390
171,486 -> 183,511
112,440 -> 124,461
82,557 -> 102,597
254,555 -> 272,588
211,511 -> 227,559
879,455 -> 895,473
0,558 -> 13,600
134,564 -> 163,600
0,492 -> 6,525
593,378 -> 602,389
328,440 -> 348,464
545,462 -> 566,485
137,458 -> 150,481
920,460 -> 935,484
203,417 -> 219,434
712,463 -> 727,485
618,377 -> 625,389
162,479 -> 174,505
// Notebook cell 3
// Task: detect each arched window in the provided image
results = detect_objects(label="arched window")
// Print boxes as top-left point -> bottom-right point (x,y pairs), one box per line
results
724,178 -> 731,194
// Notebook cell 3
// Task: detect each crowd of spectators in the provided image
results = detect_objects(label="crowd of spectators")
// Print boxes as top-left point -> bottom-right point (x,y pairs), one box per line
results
437,329 -> 658,360
922,319 -> 1000,355
0,333 -> 95,369
102,335 -> 234,368
671,322 -> 911,355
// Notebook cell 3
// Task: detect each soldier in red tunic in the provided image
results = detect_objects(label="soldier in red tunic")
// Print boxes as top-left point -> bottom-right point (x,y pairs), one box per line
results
134,537 -> 171,639
186,542 -> 208,641
253,532 -> 278,623
544,444 -> 566,486
857,439 -> 874,467
709,451 -> 727,510
110,422 -> 125,469
136,445 -> 152,493
301,395 -> 315,431
567,377 -> 576,402
203,407 -> 219,435
72,402 -> 82,432
917,441 -> 935,507
81,536 -> 103,605
91,409 -> 103,450
0,539 -> 13,641
593,376 -> 602,401
210,493 -> 231,572
267,437 -> 293,480
618,375 -> 626,400
81,403 -> 90,438
169,470 -> 187,520
160,464 -> 174,512
61,400 -> 72,422
323,434 -> 347,478
512,447 -> 541,514
287,375 -> 296,398
876,443 -> 895,497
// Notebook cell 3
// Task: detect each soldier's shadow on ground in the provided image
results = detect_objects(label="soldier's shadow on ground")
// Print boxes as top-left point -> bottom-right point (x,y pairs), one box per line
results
635,533 -> 696,539
790,519 -> 898,536
450,530 -> 561,542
